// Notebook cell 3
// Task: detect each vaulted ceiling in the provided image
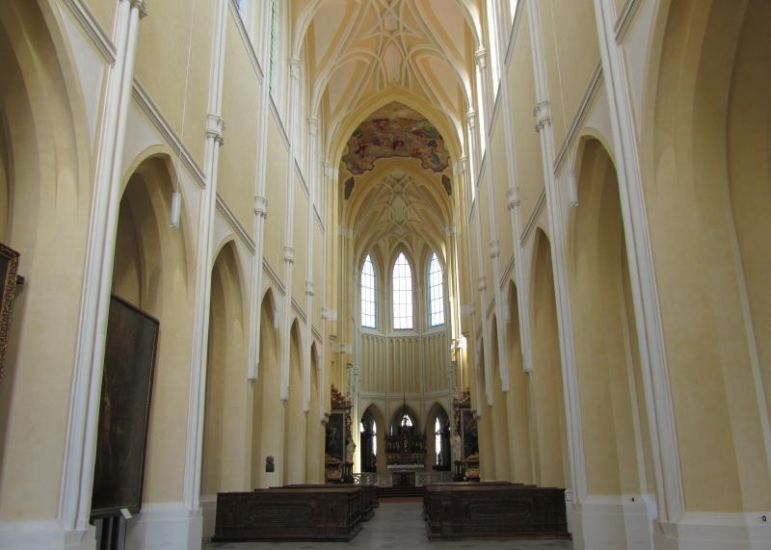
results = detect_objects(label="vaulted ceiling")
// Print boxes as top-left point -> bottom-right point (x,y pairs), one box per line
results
293,0 -> 482,158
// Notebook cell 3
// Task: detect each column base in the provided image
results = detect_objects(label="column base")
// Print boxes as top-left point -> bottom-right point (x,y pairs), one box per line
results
654,512 -> 771,550
571,494 -> 657,550
0,520 -> 95,550
124,502 -> 202,550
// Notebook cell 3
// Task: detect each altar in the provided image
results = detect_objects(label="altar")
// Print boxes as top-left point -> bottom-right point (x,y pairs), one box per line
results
386,464 -> 424,487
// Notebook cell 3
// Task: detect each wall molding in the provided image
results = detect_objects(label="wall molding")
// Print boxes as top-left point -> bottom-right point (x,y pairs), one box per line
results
215,194 -> 256,252
263,258 -> 286,295
521,189 -> 546,244
269,94 -> 290,150
132,81 -> 207,187
553,63 -> 603,174
503,0 -> 526,70
292,297 -> 307,323
500,253 -> 515,290
62,0 -> 116,62
614,0 -> 642,42
227,0 -> 265,82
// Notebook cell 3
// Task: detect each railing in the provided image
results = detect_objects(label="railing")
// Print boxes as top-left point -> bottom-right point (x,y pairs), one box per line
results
352,470 -> 452,487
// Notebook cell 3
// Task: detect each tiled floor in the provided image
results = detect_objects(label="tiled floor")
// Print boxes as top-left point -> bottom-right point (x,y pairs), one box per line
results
204,501 -> 573,549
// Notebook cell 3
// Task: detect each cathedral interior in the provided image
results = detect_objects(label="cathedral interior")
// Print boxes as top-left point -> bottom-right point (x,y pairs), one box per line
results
0,0 -> 769,549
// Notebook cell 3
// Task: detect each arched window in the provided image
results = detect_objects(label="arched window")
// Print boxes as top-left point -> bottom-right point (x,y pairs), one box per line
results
428,253 -> 444,326
361,254 -> 376,328
392,252 -> 413,329
435,417 -> 442,464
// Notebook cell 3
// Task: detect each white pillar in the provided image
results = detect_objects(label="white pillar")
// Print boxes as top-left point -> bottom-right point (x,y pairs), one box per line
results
62,0 -> 146,532
183,0 -> 228,511
475,47 -> 510,394
247,0 -> 276,381
279,57 -> 302,400
526,0 -> 588,503
592,0 -> 684,522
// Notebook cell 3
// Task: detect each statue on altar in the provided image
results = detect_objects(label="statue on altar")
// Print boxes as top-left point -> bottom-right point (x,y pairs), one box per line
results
345,438 -> 356,463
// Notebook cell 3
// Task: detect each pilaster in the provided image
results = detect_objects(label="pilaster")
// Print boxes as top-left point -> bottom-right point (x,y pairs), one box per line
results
183,0 -> 228,512
63,0 -> 146,531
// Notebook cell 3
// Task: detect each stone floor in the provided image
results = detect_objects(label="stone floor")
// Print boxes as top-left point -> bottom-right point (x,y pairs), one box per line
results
204,501 -> 573,550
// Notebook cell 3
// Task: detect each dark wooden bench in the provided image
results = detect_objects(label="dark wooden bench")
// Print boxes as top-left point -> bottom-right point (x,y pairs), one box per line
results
423,482 -> 569,540
213,486 -> 363,542
278,484 -> 377,520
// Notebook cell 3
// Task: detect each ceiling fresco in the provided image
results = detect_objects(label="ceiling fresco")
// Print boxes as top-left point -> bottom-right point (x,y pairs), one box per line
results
341,102 -> 450,175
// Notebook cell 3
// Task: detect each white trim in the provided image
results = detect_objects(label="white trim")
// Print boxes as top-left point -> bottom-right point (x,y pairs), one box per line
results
227,0 -> 265,81
124,502 -> 202,550
269,94 -> 290,149
553,63 -> 603,174
573,494 -> 656,550
263,259 -> 286,294
521,190 -> 546,244
655,512 -> 771,550
61,0 -> 116,62
132,81 -> 206,187
215,194 -> 256,251
0,521 -> 94,550
614,0 -> 643,42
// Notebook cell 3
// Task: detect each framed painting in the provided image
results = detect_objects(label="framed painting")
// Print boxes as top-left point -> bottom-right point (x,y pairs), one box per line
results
460,408 -> 478,460
91,295 -> 159,519
0,243 -> 19,381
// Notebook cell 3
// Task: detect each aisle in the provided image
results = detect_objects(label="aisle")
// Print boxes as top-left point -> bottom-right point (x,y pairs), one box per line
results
204,502 -> 573,549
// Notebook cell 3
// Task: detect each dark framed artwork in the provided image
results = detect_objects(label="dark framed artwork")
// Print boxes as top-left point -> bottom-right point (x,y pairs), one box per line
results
91,295 -> 159,519
0,243 -> 20,381
460,408 -> 478,460
325,411 -> 345,462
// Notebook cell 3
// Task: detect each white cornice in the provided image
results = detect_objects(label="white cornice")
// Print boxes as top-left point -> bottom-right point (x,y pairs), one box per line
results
215,194 -> 256,252
614,0 -> 642,42
132,80 -> 206,187
553,63 -> 603,175
263,258 -> 286,295
62,0 -> 116,62
228,0 -> 265,81
521,189 -> 546,244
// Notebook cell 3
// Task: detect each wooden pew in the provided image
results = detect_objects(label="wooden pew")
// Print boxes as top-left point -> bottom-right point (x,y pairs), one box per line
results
424,483 -> 569,540
278,484 -> 377,521
213,486 -> 363,542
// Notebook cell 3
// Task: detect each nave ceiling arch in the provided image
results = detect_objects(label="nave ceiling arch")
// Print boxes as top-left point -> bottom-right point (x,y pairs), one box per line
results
293,0 -> 480,168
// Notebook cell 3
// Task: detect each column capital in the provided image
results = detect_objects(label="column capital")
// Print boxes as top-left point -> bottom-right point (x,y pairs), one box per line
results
283,246 -> 295,264
475,48 -> 488,69
205,114 -> 225,145
307,116 -> 319,136
506,186 -> 520,210
533,101 -> 551,132
254,195 -> 268,218
305,280 -> 315,297
477,276 -> 487,293
289,57 -> 302,80
489,240 -> 500,259
129,0 -> 147,18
